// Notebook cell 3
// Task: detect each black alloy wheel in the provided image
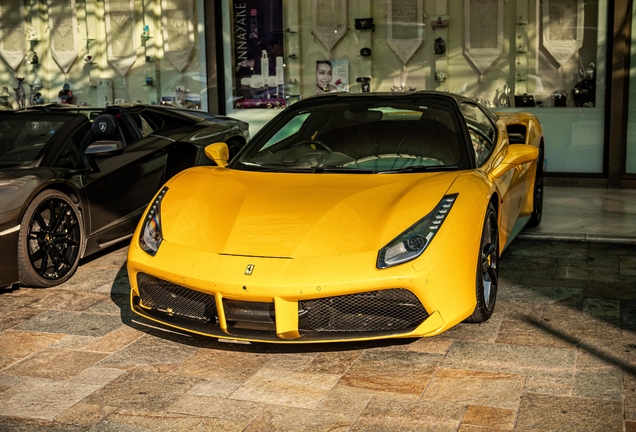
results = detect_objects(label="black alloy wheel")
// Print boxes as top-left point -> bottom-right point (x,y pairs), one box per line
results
18,190 -> 84,287
527,147 -> 544,227
465,203 -> 499,323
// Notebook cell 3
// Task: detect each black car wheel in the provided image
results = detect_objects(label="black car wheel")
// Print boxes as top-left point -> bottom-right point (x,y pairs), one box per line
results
17,190 -> 84,287
465,203 -> 499,323
527,147 -> 544,227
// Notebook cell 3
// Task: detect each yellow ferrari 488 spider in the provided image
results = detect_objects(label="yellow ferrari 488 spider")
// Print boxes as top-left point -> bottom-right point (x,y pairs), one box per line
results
127,92 -> 543,343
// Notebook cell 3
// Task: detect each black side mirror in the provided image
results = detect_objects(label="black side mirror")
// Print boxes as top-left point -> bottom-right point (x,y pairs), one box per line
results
85,140 -> 125,157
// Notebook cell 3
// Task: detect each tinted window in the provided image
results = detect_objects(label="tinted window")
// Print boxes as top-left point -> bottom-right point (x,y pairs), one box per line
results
234,97 -> 470,173
460,103 -> 497,166
0,118 -> 66,167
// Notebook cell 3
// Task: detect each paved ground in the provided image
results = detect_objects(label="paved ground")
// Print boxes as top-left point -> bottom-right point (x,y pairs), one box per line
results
1,239 -> 636,431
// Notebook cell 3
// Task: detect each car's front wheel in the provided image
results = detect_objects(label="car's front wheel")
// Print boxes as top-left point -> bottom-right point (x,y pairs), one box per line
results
465,203 -> 499,323
17,190 -> 84,287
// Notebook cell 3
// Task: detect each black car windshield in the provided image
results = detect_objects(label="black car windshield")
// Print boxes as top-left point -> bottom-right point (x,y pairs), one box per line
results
233,96 -> 470,173
0,118 -> 66,167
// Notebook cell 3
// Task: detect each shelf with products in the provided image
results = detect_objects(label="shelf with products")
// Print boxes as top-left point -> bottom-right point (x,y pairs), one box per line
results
513,17 -> 529,99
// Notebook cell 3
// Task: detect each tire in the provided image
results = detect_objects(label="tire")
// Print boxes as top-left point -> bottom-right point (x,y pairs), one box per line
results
17,190 -> 84,288
527,147 -> 544,227
465,203 -> 499,323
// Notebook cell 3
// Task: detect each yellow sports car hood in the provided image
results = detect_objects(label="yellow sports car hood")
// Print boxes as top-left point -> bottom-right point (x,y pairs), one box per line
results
160,167 -> 462,258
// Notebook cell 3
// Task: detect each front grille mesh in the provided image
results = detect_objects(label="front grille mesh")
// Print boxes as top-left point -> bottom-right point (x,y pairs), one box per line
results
299,289 -> 428,332
137,273 -> 218,323
136,274 -> 428,337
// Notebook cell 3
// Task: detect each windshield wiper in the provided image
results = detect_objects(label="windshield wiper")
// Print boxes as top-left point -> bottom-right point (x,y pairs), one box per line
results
378,165 -> 458,174
310,166 -> 374,173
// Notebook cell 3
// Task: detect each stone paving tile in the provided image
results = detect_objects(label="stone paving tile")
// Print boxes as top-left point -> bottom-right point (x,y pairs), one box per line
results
168,393 -> 266,426
86,294 -> 131,315
187,378 -> 243,398
315,382 -> 378,415
17,310 -> 123,337
442,341 -> 576,395
98,333 -> 199,369
230,367 -> 340,409
171,347 -> 270,381
0,288 -> 54,314
302,349 -> 361,374
27,289 -> 107,312
497,281 -> 583,304
461,405 -> 516,429
82,325 -> 145,353
404,337 -> 454,354
0,307 -> 45,333
0,373 -> 24,392
3,348 -> 109,380
101,411 -> 245,432
557,259 -> 636,283
623,299 -> 636,323
513,275 -> 586,290
503,240 -> 589,259
51,334 -> 99,349
621,256 -> 636,276
625,373 -> 636,422
244,405 -> 357,432
542,304 -> 623,342
588,242 -> 636,258
55,402 -> 118,427
59,267 -> 127,293
499,256 -> 559,273
423,368 -> 525,409
0,376 -> 112,420
573,368 -> 623,400
340,349 -> 441,395
495,330 -> 578,349
515,393 -> 624,431
92,274 -> 131,296
351,395 -> 465,431
0,330 -> 65,369
82,370 -> 201,412
435,315 -> 503,344
262,352 -> 317,371
0,417 -> 89,431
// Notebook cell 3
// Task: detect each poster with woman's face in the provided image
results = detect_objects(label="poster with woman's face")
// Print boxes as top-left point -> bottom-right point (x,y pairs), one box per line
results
316,60 -> 348,94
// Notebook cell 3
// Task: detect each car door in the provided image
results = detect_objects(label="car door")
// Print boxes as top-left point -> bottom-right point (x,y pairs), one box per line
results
82,118 -> 173,242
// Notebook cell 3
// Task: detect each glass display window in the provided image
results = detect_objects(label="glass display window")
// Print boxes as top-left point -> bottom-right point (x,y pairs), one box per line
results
626,0 -> 636,175
221,0 -> 608,173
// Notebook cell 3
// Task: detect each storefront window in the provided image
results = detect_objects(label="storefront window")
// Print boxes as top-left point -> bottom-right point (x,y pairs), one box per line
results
0,0 -> 208,111
223,0 -> 608,174
626,0 -> 636,174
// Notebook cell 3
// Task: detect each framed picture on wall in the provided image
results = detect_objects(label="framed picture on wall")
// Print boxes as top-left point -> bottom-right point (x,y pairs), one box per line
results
316,60 -> 348,94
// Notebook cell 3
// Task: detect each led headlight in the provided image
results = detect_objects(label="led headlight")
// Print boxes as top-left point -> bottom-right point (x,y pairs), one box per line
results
139,187 -> 169,256
377,194 -> 458,268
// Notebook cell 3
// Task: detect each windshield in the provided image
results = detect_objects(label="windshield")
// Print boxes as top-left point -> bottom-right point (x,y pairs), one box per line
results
233,97 -> 470,173
0,118 -> 66,167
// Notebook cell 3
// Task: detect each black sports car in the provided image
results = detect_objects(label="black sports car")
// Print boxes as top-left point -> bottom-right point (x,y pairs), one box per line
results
0,104 -> 249,289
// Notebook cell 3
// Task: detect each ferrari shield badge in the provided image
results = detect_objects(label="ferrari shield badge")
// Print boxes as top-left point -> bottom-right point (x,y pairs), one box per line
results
245,264 -> 255,275
99,122 -> 108,133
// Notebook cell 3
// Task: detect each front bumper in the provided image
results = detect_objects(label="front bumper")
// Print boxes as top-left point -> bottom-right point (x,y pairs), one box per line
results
127,234 -> 478,343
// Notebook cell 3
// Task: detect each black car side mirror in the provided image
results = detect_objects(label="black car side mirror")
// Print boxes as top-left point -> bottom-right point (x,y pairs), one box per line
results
85,140 -> 125,157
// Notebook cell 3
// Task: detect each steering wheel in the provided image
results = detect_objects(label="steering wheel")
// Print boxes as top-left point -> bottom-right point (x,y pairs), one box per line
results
291,140 -> 333,152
